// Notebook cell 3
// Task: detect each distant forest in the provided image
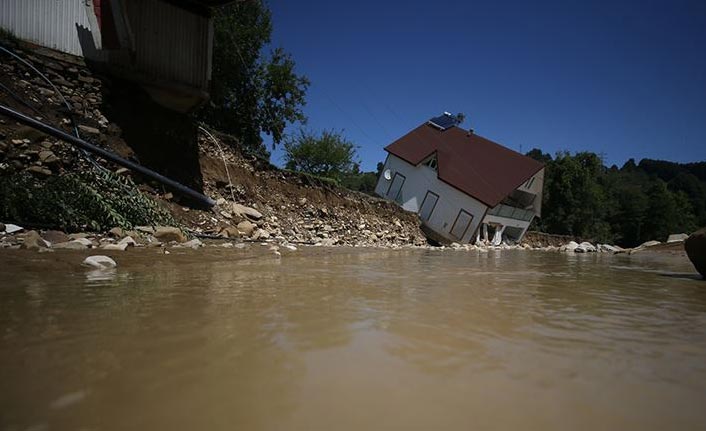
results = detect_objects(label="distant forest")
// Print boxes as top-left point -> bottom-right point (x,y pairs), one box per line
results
526,150 -> 706,247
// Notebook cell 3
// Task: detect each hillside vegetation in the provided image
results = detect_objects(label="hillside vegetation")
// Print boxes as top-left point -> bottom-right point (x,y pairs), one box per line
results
528,149 -> 705,247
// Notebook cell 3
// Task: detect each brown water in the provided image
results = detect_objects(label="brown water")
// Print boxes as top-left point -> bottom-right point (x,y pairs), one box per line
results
1,247 -> 705,431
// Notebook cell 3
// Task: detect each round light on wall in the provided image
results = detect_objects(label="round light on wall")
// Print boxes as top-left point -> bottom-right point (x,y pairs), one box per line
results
383,169 -> 392,180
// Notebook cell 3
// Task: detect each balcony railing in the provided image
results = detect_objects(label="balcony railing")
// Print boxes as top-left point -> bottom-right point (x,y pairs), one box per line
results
487,204 -> 534,222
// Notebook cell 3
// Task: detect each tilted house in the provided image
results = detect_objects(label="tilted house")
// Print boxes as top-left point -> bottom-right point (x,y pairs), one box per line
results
375,113 -> 544,245
0,0 -> 233,112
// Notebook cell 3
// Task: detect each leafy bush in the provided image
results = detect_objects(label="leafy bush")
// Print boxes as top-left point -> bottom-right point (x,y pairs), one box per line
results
0,169 -> 177,232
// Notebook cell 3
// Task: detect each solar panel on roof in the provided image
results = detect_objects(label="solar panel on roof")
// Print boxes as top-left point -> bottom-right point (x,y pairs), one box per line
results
428,113 -> 458,131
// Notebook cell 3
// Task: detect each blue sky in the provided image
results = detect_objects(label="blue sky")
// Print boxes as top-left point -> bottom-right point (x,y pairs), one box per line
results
265,0 -> 706,171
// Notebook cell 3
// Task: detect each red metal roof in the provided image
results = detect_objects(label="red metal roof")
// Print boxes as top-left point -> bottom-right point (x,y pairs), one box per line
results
384,124 -> 544,208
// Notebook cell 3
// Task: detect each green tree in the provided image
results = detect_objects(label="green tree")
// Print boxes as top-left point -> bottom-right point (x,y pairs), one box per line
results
201,1 -> 309,156
284,129 -> 358,180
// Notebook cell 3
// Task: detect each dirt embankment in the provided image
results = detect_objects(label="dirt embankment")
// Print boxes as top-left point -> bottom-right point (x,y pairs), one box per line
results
0,41 -> 427,247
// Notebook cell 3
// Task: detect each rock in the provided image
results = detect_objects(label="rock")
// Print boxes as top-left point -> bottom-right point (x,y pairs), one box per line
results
597,244 -> 619,253
101,243 -> 128,251
152,226 -> 187,243
282,243 -> 298,251
117,236 -> 137,247
684,228 -> 706,279
20,230 -> 50,250
27,166 -> 52,177
108,227 -> 125,238
53,239 -> 90,250
82,255 -> 117,269
638,240 -> 661,248
216,197 -> 227,206
252,229 -> 270,240
576,242 -> 596,253
237,220 -> 256,237
13,126 -> 47,143
232,203 -> 263,220
667,233 -> 689,243
220,242 -> 234,248
67,233 -> 87,239
562,241 -> 579,252
78,125 -> 100,136
182,238 -> 203,249
72,237 -> 94,247
316,238 -> 337,247
218,226 -> 240,238
41,230 -> 70,244
4,223 -> 23,234
38,150 -> 60,164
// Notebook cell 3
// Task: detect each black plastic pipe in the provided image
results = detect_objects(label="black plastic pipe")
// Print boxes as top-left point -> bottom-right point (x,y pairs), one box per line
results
0,104 -> 216,208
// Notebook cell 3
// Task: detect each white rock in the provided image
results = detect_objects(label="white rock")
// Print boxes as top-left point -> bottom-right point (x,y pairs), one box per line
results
53,239 -> 90,250
101,243 -> 128,251
117,236 -> 137,247
82,255 -> 117,269
232,203 -> 263,220
638,240 -> 661,248
4,224 -> 24,234
598,244 -> 619,253
282,244 -> 298,251
182,238 -> 204,249
667,233 -> 688,243
73,237 -> 94,247
576,242 -> 597,253
563,241 -> 579,252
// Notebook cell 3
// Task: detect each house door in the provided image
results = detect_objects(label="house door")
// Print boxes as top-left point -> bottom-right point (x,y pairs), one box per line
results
450,209 -> 474,241
419,191 -> 439,221
386,173 -> 406,202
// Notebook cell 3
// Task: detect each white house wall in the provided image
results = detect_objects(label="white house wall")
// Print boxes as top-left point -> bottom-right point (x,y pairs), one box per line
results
0,0 -> 96,57
375,155 -> 488,244
1,0 -> 212,91
517,167 -> 544,216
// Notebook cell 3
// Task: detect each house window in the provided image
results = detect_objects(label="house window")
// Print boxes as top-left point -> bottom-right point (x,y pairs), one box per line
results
386,172 -> 406,203
418,191 -> 439,221
424,155 -> 438,171
450,209 -> 474,240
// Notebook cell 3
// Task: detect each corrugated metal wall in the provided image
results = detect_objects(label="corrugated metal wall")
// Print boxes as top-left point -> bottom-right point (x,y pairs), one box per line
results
0,0 -> 211,90
115,0 -> 211,89
0,0 -> 94,56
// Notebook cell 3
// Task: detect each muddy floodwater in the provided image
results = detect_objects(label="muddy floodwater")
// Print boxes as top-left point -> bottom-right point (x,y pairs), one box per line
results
1,247 -> 705,430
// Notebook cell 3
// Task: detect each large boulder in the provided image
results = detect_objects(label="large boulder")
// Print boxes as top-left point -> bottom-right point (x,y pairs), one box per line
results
684,228 -> 706,279
20,230 -> 50,250
561,241 -> 579,252
237,220 -> 257,237
42,230 -> 71,245
152,226 -> 187,243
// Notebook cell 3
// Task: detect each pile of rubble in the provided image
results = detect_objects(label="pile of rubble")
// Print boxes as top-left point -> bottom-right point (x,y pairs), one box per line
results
0,41 -> 430,248
0,46 -> 116,178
